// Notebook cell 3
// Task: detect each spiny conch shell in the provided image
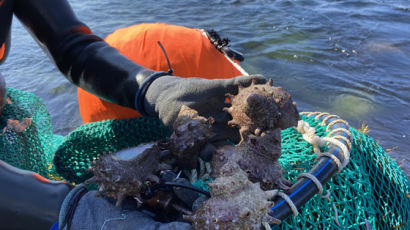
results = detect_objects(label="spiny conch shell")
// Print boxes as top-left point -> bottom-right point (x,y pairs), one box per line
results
168,105 -> 215,169
183,162 -> 281,230
211,129 -> 292,191
86,143 -> 161,207
224,78 -> 300,141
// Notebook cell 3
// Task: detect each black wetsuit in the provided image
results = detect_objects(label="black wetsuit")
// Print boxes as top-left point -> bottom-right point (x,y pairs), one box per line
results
0,0 -> 152,109
0,1 -> 158,228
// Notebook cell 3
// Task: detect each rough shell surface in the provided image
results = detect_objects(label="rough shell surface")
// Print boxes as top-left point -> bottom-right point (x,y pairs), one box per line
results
86,143 -> 161,207
211,129 -> 291,190
168,105 -> 215,169
225,79 -> 300,139
184,162 -> 280,230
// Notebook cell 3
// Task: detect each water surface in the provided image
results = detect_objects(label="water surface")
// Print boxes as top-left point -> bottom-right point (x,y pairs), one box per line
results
2,0 -> 409,174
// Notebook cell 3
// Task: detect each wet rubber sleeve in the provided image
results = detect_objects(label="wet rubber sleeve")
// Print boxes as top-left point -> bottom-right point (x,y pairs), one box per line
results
0,160 -> 72,230
13,0 -> 154,109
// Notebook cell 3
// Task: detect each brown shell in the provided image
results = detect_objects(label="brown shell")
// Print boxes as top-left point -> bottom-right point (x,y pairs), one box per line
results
212,129 -> 291,190
168,105 -> 215,169
224,78 -> 300,140
86,143 -> 161,207
183,162 -> 280,230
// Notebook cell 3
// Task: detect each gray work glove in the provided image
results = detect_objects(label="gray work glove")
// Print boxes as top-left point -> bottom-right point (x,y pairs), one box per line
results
143,75 -> 266,142
60,185 -> 192,230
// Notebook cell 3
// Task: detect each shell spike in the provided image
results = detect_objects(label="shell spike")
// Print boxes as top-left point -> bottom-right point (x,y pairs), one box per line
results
115,194 -> 125,207
172,203 -> 193,215
84,176 -> 96,184
265,190 -> 279,199
265,215 -> 281,225
223,107 -> 233,113
134,195 -> 143,208
227,120 -> 239,127
208,117 -> 215,124
225,93 -> 234,99
267,78 -> 273,86
183,214 -> 196,222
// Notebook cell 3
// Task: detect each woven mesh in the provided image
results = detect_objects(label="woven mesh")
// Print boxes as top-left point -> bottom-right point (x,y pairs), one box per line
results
273,115 -> 409,229
0,88 -> 62,178
1,88 -> 408,229
54,117 -> 171,184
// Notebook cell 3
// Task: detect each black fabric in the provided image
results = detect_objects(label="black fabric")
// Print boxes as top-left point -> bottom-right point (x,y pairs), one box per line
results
135,71 -> 169,116
0,0 -> 154,109
0,160 -> 72,230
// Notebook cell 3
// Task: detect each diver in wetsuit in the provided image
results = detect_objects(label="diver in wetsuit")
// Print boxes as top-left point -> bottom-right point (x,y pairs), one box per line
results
0,0 -> 264,229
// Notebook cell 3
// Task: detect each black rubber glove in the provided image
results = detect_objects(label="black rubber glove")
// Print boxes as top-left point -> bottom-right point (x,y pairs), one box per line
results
143,75 -> 266,143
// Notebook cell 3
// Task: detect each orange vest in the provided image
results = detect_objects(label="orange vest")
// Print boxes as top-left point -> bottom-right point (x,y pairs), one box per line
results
78,23 -> 241,123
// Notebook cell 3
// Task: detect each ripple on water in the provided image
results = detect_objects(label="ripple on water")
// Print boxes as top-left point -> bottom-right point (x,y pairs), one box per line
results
328,93 -> 375,120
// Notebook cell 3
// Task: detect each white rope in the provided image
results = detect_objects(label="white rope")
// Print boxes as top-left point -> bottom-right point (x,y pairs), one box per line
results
326,119 -> 350,132
321,115 -> 339,125
316,152 -> 343,172
297,173 -> 323,195
327,128 -> 352,139
321,137 -> 350,168
273,189 -> 299,216
321,191 -> 341,226
314,112 -> 330,120
297,120 -> 324,154
332,135 -> 352,150
296,112 -> 351,172
296,114 -> 346,226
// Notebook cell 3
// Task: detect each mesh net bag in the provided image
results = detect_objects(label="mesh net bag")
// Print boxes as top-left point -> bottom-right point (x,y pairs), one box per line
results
0,88 -> 63,179
1,88 -> 408,229
275,115 -> 409,229
54,117 -> 170,184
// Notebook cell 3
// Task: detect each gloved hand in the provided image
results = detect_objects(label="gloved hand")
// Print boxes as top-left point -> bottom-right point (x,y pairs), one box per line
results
59,185 -> 192,230
143,75 -> 266,143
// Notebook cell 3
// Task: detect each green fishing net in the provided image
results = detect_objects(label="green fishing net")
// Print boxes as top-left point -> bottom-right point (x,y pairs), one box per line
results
0,88 -> 63,179
1,88 -> 408,229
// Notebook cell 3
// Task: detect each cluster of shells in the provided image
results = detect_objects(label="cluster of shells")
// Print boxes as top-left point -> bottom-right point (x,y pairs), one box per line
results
87,78 -> 299,229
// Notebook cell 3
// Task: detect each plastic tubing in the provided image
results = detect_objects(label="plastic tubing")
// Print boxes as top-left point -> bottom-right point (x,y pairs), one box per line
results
269,114 -> 351,221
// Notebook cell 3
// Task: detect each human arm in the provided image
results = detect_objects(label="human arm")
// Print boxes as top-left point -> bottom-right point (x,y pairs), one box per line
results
13,0 -> 151,109
13,0 -> 266,141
